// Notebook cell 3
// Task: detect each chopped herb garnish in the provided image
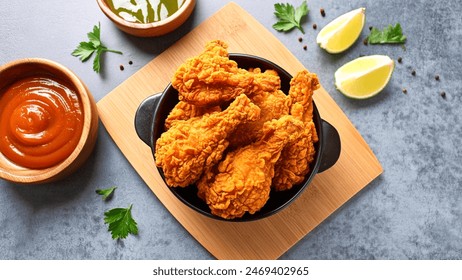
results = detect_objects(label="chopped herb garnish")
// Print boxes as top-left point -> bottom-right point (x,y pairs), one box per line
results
96,186 -> 117,201
272,1 -> 309,34
72,23 -> 123,73
367,23 -> 407,44
104,204 -> 138,240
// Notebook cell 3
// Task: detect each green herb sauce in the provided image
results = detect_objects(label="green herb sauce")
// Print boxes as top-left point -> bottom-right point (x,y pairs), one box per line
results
106,0 -> 186,23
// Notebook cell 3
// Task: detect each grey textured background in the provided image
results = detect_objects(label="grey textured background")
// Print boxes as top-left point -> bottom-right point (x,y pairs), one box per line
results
1,0 -> 461,259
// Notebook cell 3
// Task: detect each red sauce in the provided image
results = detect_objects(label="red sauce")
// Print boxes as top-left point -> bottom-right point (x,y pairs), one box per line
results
0,75 -> 83,169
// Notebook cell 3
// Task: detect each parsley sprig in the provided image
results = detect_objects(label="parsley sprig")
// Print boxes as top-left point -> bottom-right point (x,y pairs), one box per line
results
96,186 -> 117,201
96,186 -> 138,240
72,23 -> 122,73
273,1 -> 309,34
368,23 -> 407,44
104,204 -> 139,240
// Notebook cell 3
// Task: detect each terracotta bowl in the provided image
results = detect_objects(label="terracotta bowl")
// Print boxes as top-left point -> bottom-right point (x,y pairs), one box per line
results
96,0 -> 196,37
134,54 -> 341,221
0,58 -> 99,184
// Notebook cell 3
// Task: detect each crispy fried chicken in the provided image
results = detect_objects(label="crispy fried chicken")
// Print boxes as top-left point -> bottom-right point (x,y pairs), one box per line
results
272,70 -> 320,191
158,39 -> 322,219
199,116 -> 304,219
171,40 -> 255,107
155,94 -> 260,187
164,101 -> 221,130
227,68 -> 291,148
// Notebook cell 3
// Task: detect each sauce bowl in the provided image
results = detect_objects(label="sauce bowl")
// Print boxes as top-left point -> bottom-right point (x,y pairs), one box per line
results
0,58 -> 99,184
134,54 -> 341,221
96,0 -> 196,37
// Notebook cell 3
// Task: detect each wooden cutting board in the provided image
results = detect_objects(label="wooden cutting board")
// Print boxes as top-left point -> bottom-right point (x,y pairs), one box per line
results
97,2 -> 382,259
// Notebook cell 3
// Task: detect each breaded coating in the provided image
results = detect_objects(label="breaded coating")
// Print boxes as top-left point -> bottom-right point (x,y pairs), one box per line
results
228,89 -> 291,148
155,94 -> 260,187
171,40 -> 255,107
273,70 -> 320,191
164,101 -> 221,130
228,68 -> 291,148
201,116 -> 304,219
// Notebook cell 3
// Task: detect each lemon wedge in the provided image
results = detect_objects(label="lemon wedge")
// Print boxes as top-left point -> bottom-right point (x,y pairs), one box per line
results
316,7 -> 366,53
334,55 -> 395,99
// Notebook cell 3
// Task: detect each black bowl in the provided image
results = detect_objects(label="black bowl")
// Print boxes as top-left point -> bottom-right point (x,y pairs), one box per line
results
135,54 -> 341,222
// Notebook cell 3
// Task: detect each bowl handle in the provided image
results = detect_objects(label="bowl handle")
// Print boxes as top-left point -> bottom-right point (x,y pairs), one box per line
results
134,94 -> 161,146
318,120 -> 341,173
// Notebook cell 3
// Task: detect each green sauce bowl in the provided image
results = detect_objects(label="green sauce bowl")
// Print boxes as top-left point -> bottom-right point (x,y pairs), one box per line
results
96,0 -> 196,37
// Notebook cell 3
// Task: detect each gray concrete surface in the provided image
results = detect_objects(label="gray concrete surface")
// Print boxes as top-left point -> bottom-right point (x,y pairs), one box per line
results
1,0 -> 461,259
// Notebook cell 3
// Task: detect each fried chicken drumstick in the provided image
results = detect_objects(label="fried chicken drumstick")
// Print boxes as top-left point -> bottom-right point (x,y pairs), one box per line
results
227,68 -> 291,148
198,116 -> 304,219
273,70 -> 320,191
164,101 -> 221,130
155,94 -> 260,187
172,40 -> 254,107
172,40 -> 284,107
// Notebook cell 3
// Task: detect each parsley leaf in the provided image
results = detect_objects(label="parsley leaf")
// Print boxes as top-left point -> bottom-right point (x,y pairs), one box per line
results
87,24 -> 101,48
95,186 -> 117,201
93,48 -> 103,74
273,1 -> 309,34
72,42 -> 95,62
368,23 -> 407,44
104,204 -> 138,240
72,23 -> 122,73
